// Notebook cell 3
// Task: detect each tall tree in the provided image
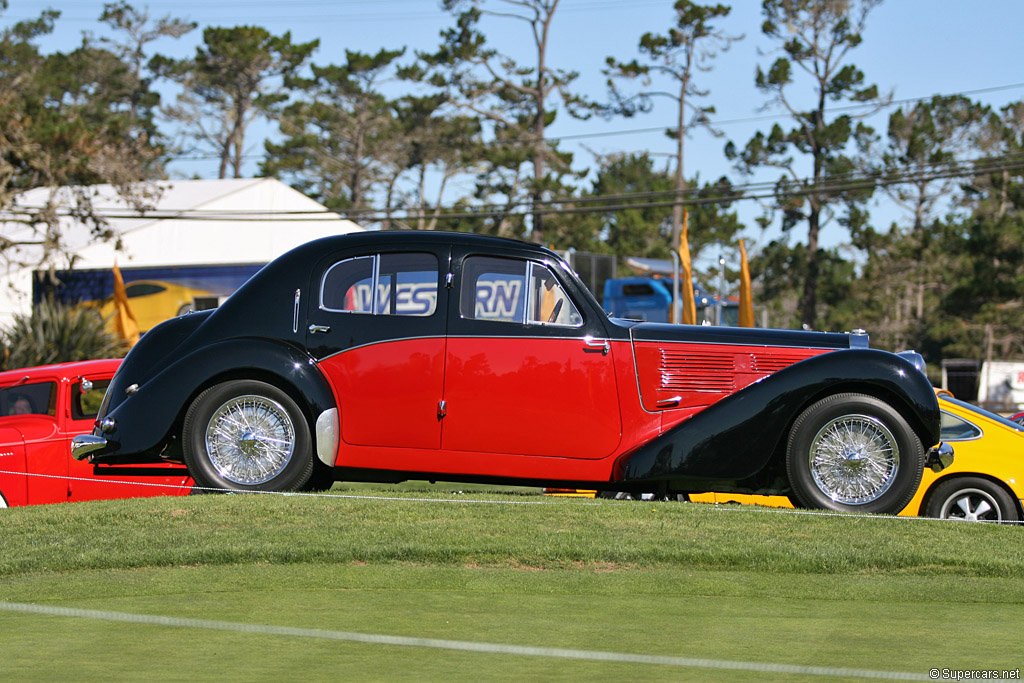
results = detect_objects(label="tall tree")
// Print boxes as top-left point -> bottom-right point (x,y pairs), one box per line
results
1,3 -> 164,276
155,26 -> 317,179
938,101 -> 1024,360
581,152 -> 742,269
390,93 -> 483,230
96,1 -> 195,128
604,0 -> 740,266
263,48 -> 402,213
874,95 -> 989,233
413,0 -> 588,241
727,0 -> 887,329
854,95 -> 990,351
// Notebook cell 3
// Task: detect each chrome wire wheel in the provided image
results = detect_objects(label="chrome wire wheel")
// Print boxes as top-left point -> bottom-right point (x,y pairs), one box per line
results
204,394 -> 296,485
808,414 -> 899,505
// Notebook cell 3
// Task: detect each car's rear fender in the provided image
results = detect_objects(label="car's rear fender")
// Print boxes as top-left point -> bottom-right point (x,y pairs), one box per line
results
88,338 -> 336,463
615,348 -> 940,485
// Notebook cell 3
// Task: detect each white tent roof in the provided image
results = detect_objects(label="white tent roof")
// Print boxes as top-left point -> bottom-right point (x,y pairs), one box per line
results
0,178 -> 363,324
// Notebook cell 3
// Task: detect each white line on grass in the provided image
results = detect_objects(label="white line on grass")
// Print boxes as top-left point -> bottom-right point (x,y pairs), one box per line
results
0,601 -> 930,680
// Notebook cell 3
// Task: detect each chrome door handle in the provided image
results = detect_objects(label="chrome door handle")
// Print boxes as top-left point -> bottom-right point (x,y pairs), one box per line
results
656,396 -> 682,408
308,324 -> 331,334
583,338 -> 610,355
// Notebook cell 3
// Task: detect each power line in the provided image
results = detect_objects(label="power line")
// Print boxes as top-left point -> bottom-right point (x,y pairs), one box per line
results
7,153 -> 1023,225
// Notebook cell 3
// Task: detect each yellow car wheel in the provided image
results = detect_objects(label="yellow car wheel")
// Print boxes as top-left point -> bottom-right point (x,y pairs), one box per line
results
925,477 -> 1021,523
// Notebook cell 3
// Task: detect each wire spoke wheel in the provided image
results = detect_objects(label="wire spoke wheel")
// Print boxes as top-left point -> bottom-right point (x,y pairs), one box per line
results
205,395 -> 296,485
183,380 -> 313,492
786,393 -> 924,514
808,414 -> 899,505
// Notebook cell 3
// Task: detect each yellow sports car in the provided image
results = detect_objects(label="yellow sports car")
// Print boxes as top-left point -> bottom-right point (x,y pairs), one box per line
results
93,280 -> 211,333
690,394 -> 1023,523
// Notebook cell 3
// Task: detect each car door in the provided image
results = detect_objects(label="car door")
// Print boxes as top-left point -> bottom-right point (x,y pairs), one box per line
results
306,247 -> 450,450
441,251 -> 623,460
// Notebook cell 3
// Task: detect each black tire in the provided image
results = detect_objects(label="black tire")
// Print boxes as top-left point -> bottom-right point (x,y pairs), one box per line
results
786,393 -> 925,515
924,477 -> 1020,523
302,464 -> 336,492
182,380 -> 314,493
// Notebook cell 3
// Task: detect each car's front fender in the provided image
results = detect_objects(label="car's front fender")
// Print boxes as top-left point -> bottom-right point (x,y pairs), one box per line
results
616,348 -> 940,485
85,338 -> 336,463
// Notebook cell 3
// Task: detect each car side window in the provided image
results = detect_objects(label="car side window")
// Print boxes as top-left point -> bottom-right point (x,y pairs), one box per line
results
460,256 -> 582,327
320,252 -> 438,316
125,282 -> 165,297
71,380 -> 111,421
0,382 -> 57,417
939,411 -> 982,441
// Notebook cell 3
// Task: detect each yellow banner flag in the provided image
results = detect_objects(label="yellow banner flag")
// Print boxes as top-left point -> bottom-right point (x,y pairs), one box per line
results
113,263 -> 140,347
738,239 -> 754,328
679,210 -> 696,325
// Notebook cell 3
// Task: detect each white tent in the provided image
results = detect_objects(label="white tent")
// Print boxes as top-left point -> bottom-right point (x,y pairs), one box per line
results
0,178 -> 363,325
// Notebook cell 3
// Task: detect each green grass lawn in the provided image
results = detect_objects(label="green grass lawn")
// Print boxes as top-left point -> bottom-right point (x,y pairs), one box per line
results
2,487 -> 1022,681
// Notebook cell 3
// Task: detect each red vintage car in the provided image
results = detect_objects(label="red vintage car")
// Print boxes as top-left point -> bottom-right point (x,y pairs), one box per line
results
0,359 -> 192,507
73,232 -> 952,514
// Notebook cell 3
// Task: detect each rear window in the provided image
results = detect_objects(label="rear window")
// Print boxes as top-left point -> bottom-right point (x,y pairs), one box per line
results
622,283 -> 655,296
320,252 -> 439,316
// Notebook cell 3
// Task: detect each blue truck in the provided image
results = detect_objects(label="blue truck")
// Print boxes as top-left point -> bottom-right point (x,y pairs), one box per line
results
602,277 -> 739,325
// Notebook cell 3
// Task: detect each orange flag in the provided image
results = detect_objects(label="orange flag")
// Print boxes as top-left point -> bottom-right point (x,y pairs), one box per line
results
679,210 -> 696,325
738,239 -> 754,328
113,262 -> 140,346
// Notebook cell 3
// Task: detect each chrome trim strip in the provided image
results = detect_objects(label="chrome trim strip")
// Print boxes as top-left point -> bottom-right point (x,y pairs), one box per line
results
71,434 -> 108,461
319,255 -> 375,313
314,408 -> 339,467
630,326 -> 661,416
315,334 -> 619,363
523,262 -> 535,325
371,252 -> 381,313
626,331 -> 851,352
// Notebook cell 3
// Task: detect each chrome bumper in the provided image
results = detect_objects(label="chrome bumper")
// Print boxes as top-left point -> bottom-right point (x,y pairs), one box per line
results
71,434 -> 108,461
926,442 -> 954,473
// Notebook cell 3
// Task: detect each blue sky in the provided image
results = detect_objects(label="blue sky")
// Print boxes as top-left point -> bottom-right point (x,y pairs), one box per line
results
10,0 -> 1024,258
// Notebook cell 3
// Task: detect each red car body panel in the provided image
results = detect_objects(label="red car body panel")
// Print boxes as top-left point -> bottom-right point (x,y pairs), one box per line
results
633,341 -> 833,413
0,359 -> 192,508
325,337 -> 447,449
441,337 -> 623,459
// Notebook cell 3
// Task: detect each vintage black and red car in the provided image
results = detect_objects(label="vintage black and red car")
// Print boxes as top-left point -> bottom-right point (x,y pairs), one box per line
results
72,232 -> 952,514
0,359 -> 191,507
